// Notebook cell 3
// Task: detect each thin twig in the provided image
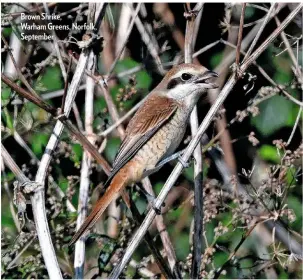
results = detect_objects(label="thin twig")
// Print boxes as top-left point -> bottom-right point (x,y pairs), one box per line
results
216,3 -> 285,74
130,3 -> 165,75
43,3 -> 67,81
116,4 -> 132,58
1,162 -> 21,231
213,223 -> 258,278
100,97 -> 146,137
240,3 -> 303,74
61,55 -> 72,113
1,73 -> 112,173
235,3 -> 246,71
193,40 -> 221,58
98,82 -> 125,138
274,16 -> 303,83
1,34 -> 38,98
107,3 -> 141,79
221,38 -> 303,107
6,235 -> 36,270
243,3 -> 277,61
2,4 -> 108,279
2,144 -> 28,183
11,85 -> 87,105
142,178 -> 181,278
287,106 -> 302,146
13,130 -> 76,212
99,8 -> 180,273
108,5 -> 303,277
74,5 -> 99,277
184,3 -> 204,278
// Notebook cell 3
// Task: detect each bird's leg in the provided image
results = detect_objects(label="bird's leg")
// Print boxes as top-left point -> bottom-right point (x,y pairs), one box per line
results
178,155 -> 190,168
135,183 -> 156,204
142,149 -> 185,178
135,184 -> 164,215
133,183 -> 167,215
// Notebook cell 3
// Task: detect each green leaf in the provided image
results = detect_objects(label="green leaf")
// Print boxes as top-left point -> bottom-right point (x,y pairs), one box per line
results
30,133 -> 49,156
25,102 -> 49,123
114,58 -> 152,89
3,108 -> 13,131
2,27 -> 12,37
71,144 -> 83,164
273,52 -> 292,84
286,196 -> 302,230
1,83 -> 11,101
9,19 -> 23,43
174,232 -> 190,259
33,66 -> 63,93
210,52 -> 223,69
251,95 -> 294,136
213,251 -> 228,267
154,182 -> 164,195
258,145 -> 280,163
183,165 -> 194,181
274,71 -> 291,84
58,177 -> 68,192
244,6 -> 255,19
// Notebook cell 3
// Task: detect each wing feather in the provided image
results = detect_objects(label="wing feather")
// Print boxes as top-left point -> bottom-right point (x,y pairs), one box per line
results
104,94 -> 179,185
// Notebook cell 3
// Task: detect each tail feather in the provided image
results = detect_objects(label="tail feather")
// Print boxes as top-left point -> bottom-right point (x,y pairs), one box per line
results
69,169 -> 129,246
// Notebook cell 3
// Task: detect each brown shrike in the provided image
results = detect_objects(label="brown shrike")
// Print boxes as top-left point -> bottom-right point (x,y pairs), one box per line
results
69,63 -> 218,245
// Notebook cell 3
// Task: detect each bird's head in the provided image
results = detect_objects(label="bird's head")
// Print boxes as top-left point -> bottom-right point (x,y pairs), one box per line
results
156,63 -> 218,102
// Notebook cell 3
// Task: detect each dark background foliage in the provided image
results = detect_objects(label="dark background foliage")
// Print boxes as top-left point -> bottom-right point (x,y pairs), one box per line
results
1,3 -> 302,279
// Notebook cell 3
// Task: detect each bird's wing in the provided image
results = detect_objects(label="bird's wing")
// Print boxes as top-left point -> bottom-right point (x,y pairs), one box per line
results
105,94 -> 179,184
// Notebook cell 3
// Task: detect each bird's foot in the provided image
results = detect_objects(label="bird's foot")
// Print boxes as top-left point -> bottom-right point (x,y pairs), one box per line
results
178,156 -> 190,168
152,201 -> 166,215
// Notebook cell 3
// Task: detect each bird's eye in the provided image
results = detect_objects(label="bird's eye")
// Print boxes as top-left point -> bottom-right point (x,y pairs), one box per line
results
181,73 -> 192,81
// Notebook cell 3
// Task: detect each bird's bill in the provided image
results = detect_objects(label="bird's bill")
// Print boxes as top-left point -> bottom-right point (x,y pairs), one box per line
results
194,70 -> 219,89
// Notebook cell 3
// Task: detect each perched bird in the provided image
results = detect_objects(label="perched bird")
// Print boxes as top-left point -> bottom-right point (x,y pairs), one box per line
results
69,63 -> 218,245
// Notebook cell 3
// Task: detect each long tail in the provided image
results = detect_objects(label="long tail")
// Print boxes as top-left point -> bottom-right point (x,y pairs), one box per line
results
69,166 -> 129,246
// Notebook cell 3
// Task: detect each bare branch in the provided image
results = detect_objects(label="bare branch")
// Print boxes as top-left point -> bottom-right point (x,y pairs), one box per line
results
130,3 -> 165,75
108,5 -> 303,277
243,3 -> 277,61
274,16 -> 303,83
43,3 -> 67,81
184,3 -> 204,278
287,106 -> 302,146
107,4 -> 141,79
235,3 -> 246,70
2,4 -> 108,278
73,5 -> 98,275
